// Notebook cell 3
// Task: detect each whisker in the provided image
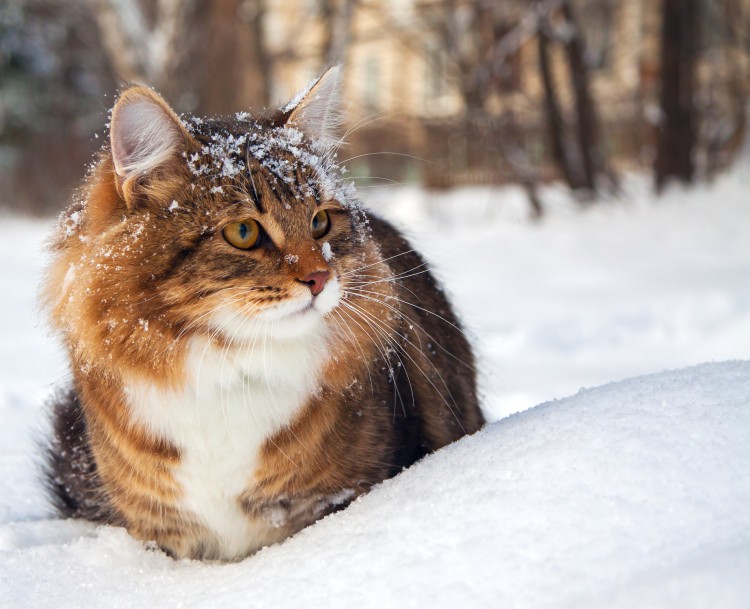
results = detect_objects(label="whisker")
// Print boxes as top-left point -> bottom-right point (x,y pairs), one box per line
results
347,266 -> 432,287
339,249 -> 417,277
328,308 -> 377,395
343,287 -> 476,372
338,151 -> 441,166
337,302 -> 415,418
340,299 -> 466,434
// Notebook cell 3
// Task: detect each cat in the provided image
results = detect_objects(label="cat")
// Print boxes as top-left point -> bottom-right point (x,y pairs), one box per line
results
42,66 -> 485,561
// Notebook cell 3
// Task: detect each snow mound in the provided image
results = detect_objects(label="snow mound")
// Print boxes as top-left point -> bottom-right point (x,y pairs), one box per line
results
1,361 -> 748,608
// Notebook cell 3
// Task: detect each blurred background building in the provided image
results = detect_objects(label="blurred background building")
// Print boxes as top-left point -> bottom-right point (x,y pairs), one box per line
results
1,0 -> 748,215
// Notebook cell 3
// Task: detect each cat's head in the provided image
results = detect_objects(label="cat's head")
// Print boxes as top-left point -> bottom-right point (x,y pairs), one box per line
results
47,67 -> 394,376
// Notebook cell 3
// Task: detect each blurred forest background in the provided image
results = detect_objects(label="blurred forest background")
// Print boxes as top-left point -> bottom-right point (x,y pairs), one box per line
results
0,0 -> 749,216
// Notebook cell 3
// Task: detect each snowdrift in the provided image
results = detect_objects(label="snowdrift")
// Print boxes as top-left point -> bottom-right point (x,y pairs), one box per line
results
1,360 -> 748,608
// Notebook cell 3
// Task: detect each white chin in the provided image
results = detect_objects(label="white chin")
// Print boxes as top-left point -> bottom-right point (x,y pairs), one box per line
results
264,306 -> 324,340
210,277 -> 342,342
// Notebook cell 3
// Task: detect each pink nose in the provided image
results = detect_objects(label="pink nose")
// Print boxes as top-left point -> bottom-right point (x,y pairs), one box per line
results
298,271 -> 330,296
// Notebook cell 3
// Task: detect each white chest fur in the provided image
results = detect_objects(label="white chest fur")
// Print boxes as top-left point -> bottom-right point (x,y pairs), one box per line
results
124,324 -> 328,559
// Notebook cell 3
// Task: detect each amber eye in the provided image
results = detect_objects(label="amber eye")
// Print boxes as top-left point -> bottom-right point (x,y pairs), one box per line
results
311,209 -> 330,239
223,219 -> 261,249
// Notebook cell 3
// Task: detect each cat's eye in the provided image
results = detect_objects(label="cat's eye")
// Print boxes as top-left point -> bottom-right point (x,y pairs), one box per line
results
223,219 -> 261,250
311,209 -> 330,239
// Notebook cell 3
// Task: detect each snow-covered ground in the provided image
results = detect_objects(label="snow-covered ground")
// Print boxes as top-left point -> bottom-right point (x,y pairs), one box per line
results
0,172 -> 749,607
2,363 -> 749,608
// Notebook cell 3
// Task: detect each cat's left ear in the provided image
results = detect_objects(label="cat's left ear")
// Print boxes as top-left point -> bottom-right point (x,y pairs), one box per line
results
110,86 -> 195,188
277,65 -> 344,148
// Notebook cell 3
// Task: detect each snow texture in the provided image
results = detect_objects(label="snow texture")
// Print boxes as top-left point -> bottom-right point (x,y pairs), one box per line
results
185,120 -> 354,206
1,170 -> 749,607
282,75 -> 318,114
185,131 -> 248,180
1,361 -> 749,608
182,68 -> 348,206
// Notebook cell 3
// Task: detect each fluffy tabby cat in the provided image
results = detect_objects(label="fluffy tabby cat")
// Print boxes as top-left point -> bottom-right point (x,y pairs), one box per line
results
43,66 -> 484,561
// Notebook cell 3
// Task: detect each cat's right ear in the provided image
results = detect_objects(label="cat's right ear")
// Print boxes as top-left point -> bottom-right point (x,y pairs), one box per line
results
109,87 -> 193,202
276,65 -> 344,149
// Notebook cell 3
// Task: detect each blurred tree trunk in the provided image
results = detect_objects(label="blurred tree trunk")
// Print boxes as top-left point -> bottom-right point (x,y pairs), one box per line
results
90,0 -> 274,114
538,7 -> 594,194
89,0 -> 189,96
191,0 -> 270,114
559,0 -> 598,193
723,0 -> 750,165
655,0 -> 700,192
537,21 -> 580,190
245,0 -> 273,109
320,0 -> 356,68
499,113 -> 544,219
537,0 -> 613,199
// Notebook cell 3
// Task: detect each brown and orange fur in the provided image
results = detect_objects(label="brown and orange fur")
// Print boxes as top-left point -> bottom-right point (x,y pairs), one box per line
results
43,68 -> 484,560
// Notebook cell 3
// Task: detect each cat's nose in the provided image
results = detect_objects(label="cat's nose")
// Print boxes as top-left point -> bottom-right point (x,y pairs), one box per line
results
298,271 -> 330,296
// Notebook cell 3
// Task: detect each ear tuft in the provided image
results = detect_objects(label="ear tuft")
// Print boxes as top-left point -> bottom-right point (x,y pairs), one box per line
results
110,88 -> 186,178
283,65 -> 344,148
